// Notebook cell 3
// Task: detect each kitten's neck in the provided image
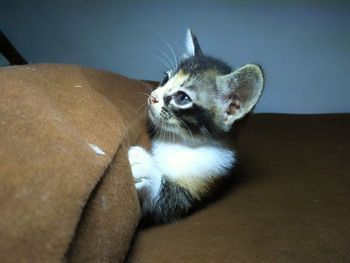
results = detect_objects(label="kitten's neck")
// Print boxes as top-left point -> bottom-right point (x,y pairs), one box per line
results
153,130 -> 222,148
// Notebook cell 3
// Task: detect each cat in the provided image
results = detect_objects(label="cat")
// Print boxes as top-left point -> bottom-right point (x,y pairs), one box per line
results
128,29 -> 264,224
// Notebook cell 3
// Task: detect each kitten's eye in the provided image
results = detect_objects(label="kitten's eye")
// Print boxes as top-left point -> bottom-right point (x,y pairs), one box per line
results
174,91 -> 192,106
160,71 -> 171,86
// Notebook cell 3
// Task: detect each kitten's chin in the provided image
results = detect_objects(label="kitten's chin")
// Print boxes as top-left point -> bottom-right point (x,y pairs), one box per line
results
148,110 -> 156,124
147,111 -> 210,144
148,109 -> 177,129
148,108 -> 162,126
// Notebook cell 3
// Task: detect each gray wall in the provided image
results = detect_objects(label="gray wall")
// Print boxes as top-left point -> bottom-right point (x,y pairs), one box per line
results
1,0 -> 349,113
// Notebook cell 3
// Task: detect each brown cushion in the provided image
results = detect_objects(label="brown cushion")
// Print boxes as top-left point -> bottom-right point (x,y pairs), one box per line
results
127,114 -> 350,262
0,64 -> 149,262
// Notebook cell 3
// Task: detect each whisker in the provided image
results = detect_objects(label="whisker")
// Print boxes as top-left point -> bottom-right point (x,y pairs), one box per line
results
166,42 -> 178,70
144,105 -> 150,114
140,80 -> 156,91
137,49 -> 171,70
172,115 -> 195,145
134,79 -> 154,93
152,28 -> 178,70
174,121 -> 191,145
201,127 -> 211,138
152,47 -> 175,70
146,51 -> 172,70
170,123 -> 176,144
160,118 -> 166,143
135,103 -> 148,115
135,91 -> 151,99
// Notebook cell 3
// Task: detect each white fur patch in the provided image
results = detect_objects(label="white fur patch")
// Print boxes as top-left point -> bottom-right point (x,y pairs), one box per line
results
151,141 -> 235,180
128,146 -> 162,199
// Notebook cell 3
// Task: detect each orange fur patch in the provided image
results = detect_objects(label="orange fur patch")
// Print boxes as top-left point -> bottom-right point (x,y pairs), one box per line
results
175,176 -> 215,200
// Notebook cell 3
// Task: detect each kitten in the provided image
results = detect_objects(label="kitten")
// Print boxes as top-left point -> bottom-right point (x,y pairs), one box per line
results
128,29 -> 264,224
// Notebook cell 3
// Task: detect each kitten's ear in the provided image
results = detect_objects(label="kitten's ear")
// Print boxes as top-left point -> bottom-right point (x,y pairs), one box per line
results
185,29 -> 203,57
217,64 -> 264,129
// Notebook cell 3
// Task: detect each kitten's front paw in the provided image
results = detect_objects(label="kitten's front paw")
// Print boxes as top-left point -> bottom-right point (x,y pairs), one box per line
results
128,146 -> 153,190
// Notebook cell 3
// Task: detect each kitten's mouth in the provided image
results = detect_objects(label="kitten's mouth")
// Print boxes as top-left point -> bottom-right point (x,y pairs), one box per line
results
148,106 -> 157,121
148,107 -> 179,130
148,106 -> 172,122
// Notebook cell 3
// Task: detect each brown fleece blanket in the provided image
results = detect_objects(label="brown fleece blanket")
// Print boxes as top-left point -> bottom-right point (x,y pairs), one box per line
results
0,64 -> 149,262
2,64 -> 349,263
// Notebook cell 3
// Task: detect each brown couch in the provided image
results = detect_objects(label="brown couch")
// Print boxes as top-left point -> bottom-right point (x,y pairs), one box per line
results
1,64 -> 349,263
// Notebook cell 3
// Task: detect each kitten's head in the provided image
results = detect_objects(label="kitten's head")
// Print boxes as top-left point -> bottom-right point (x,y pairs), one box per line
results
148,29 -> 264,142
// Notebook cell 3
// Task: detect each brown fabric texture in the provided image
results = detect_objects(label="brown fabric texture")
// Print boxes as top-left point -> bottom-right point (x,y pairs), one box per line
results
0,64 -> 149,262
128,114 -> 350,263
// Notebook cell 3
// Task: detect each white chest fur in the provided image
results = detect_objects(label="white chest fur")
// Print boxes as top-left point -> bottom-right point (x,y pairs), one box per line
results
151,141 -> 235,180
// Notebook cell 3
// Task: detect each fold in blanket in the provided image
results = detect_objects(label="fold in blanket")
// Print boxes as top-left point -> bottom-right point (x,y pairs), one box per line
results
0,64 -> 148,262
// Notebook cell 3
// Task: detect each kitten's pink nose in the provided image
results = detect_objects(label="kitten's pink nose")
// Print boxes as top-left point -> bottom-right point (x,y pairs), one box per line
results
148,95 -> 159,104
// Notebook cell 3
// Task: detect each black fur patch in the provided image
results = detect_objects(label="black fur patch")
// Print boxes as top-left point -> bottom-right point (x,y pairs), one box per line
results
141,177 -> 196,224
172,104 -> 222,138
178,55 -> 232,76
